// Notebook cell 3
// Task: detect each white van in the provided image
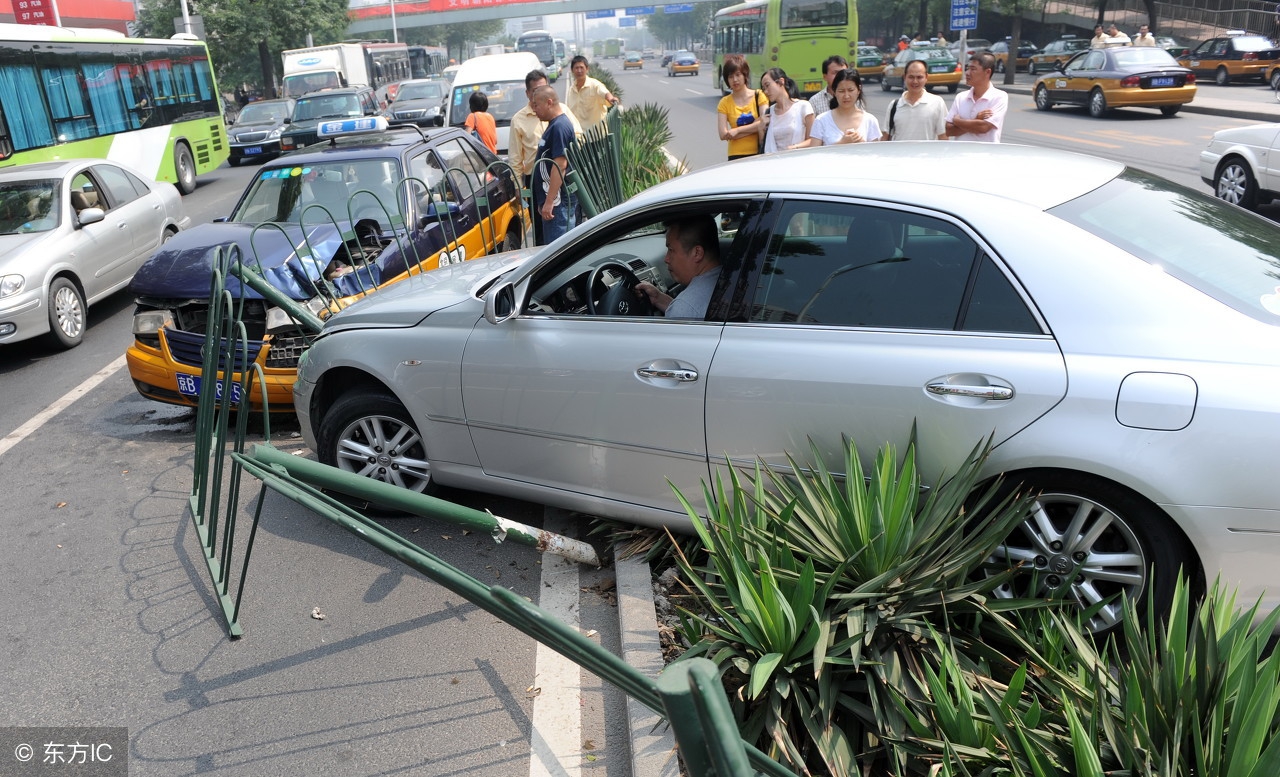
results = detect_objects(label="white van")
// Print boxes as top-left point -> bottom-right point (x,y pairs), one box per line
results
444,52 -> 541,156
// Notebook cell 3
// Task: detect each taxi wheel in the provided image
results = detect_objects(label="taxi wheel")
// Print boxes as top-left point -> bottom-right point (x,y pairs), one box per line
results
1215,66 -> 1230,86
1088,88 -> 1109,118
1270,70 -> 1280,91
1214,158 -> 1258,210
1159,105 -> 1180,117
881,78 -> 892,92
1034,84 -> 1054,111
995,59 -> 1005,74
46,277 -> 86,349
1028,62 -> 1037,75
499,221 -> 522,253
947,84 -> 958,93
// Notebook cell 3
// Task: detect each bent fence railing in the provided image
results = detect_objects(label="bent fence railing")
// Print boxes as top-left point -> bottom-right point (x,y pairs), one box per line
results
179,197 -> 797,775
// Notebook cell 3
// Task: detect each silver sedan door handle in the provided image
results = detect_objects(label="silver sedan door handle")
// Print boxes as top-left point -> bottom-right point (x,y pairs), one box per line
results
637,366 -> 699,382
926,382 -> 1014,400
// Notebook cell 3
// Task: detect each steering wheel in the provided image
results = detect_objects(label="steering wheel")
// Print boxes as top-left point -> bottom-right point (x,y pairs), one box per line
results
586,261 -> 653,316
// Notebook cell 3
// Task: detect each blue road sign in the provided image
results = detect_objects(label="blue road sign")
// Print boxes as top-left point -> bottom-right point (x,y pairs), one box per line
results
585,8 -> 615,18
625,6 -> 655,15
950,0 -> 978,30
618,16 -> 637,26
662,3 -> 693,12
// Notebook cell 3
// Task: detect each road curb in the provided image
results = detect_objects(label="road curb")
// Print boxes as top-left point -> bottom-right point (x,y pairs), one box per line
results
615,555 -> 680,777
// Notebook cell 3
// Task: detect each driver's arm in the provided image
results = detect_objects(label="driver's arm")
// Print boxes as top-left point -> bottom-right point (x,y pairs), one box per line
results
635,281 -> 672,313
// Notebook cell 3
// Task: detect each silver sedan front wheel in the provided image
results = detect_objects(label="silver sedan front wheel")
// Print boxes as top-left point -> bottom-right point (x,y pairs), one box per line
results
1215,158 -> 1258,209
318,390 -> 434,495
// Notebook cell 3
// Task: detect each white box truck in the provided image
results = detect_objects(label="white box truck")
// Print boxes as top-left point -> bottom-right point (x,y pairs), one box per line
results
281,42 -> 410,100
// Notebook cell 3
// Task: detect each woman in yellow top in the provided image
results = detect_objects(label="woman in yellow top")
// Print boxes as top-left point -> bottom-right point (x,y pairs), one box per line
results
716,54 -> 768,160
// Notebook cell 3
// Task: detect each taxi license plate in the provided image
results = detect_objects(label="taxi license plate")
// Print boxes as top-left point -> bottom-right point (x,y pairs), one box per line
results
176,372 -> 244,404
803,80 -> 822,93
930,65 -> 950,73
1150,77 -> 1175,87
244,146 -> 263,155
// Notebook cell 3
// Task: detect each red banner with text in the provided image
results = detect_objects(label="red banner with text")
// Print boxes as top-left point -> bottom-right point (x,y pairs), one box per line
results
349,0 -> 546,20
12,0 -> 57,25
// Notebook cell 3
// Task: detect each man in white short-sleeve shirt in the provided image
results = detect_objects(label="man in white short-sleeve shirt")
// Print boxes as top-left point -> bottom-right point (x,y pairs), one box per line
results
945,53 -> 1007,142
881,59 -> 948,141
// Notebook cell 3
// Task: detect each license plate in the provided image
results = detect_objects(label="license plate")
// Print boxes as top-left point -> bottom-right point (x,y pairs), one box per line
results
803,80 -> 822,93
176,372 -> 244,404
1150,77 -> 1175,87
930,65 -> 951,73
244,146 -> 263,155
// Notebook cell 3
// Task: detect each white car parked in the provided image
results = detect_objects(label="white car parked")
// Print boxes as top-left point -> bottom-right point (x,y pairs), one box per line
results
1201,122 -> 1280,209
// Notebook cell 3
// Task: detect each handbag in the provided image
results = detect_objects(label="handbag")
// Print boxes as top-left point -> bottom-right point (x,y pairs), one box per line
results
756,90 -> 767,154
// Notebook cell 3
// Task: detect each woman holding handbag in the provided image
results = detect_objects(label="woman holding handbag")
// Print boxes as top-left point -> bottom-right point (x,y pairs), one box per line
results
716,54 -> 767,160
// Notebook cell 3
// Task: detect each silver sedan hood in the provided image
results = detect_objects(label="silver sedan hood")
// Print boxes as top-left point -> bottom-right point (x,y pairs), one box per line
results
320,247 -> 538,331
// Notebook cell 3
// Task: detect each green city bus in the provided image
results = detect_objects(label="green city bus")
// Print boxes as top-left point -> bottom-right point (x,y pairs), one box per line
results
0,23 -> 228,194
712,0 -> 857,97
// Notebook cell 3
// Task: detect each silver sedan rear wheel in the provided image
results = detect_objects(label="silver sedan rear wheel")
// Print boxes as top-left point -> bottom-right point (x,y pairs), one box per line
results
988,474 -> 1191,635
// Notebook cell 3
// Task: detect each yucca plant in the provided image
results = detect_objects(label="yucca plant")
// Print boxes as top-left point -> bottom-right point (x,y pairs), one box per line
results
672,437 -> 1062,775
618,102 -> 680,199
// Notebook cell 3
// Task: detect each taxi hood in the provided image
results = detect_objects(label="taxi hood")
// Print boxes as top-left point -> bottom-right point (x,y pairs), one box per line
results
129,222 -> 370,301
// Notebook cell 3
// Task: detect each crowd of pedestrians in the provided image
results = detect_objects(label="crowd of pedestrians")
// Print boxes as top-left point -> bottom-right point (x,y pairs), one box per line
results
717,46 -> 1008,160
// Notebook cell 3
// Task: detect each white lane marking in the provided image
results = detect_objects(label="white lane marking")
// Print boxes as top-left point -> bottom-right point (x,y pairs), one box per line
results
0,355 -> 126,458
529,510 -> 582,777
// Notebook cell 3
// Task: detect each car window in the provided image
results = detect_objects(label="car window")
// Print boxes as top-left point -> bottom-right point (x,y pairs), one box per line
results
525,201 -> 753,319
92,164 -> 144,206
749,200 -> 1027,331
434,137 -> 486,203
1211,40 -> 1229,56
233,158 -> 404,226
407,147 -> 457,213
70,171 -> 106,212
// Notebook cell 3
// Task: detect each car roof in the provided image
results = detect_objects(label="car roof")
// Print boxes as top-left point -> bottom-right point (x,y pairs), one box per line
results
266,126 -> 465,165
627,143 -> 1122,213
296,86 -> 372,99
0,159 -> 95,181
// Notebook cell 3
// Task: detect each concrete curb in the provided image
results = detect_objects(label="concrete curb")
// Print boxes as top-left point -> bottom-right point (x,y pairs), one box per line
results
615,555 -> 680,777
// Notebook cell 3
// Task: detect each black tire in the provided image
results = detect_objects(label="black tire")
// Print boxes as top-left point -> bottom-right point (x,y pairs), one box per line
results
227,156 -> 241,167
947,84 -> 958,94
173,142 -> 196,195
1028,61 -> 1037,75
1159,105 -> 1180,117
995,59 -> 1005,73
46,276 -> 85,349
498,221 -> 522,253
986,471 -> 1194,635
1088,88 -> 1108,118
1215,66 -> 1230,87
1034,84 -> 1054,111
317,390 -> 436,496
1214,157 -> 1259,209
881,78 -> 892,92
1271,69 -> 1280,91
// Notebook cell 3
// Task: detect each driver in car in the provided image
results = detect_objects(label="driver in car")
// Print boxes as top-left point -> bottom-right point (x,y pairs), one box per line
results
635,216 -> 722,319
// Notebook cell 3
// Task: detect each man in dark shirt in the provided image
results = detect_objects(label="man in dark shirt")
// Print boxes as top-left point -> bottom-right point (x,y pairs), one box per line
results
531,85 -> 576,245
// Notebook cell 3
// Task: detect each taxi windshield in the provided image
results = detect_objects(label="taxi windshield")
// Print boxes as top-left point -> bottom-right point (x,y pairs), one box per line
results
232,159 -> 405,225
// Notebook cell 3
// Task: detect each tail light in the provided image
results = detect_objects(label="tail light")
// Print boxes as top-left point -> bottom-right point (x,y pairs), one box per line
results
1120,75 -> 1140,87
1244,52 -> 1258,60
1186,73 -> 1196,83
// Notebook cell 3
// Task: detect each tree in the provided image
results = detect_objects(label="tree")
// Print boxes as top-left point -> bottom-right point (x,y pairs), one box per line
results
135,0 -> 348,98
991,0 -> 1044,85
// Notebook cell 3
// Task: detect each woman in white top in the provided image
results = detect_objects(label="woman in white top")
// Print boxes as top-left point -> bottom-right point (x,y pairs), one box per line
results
790,69 -> 881,148
761,68 -> 813,153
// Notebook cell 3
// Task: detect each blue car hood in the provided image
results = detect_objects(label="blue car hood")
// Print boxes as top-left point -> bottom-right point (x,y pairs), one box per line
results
129,222 -> 380,301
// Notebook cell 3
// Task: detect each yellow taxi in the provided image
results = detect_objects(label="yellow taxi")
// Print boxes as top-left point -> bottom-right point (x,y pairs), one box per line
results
1177,32 -> 1280,85
126,118 -> 527,412
1033,46 -> 1196,118
1027,36 -> 1090,75
854,45 -> 887,83
623,51 -> 644,70
880,44 -> 962,93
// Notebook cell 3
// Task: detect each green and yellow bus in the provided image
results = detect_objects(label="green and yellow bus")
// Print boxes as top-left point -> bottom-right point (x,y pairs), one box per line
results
0,23 -> 228,194
712,0 -> 857,97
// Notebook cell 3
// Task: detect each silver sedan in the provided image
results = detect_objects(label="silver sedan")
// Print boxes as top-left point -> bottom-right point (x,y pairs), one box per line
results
295,143 -> 1280,633
0,159 -> 188,348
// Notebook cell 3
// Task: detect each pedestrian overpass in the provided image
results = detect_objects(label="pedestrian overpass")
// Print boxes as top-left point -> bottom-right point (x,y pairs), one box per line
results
347,0 -> 716,35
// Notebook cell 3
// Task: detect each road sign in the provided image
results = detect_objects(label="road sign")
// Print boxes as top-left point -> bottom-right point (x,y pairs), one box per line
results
618,15 -> 637,26
950,0 -> 977,30
585,8 -> 615,17
662,3 -> 693,12
625,6 -> 655,15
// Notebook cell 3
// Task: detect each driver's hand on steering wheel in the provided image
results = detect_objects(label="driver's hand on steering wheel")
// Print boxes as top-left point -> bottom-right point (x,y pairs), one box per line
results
634,281 -> 671,313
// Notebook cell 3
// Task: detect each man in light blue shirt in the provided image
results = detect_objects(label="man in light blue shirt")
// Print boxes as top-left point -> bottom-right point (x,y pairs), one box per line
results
636,216 -> 722,319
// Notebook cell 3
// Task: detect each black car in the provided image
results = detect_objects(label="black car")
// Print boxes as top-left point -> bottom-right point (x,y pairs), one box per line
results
279,86 -> 379,153
227,98 -> 296,166
384,78 -> 449,128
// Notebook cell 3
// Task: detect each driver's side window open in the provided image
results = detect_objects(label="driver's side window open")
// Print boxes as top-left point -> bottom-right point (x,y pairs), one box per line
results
525,202 -> 751,319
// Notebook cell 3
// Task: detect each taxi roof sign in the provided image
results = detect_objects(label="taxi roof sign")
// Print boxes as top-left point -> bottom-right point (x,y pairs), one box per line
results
317,116 -> 389,139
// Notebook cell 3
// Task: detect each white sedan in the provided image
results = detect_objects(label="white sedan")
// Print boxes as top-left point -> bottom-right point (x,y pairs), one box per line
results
0,159 -> 188,348
1200,122 -> 1280,210
296,143 -> 1280,634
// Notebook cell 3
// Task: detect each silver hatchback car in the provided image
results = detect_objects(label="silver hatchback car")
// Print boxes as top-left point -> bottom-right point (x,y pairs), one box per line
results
0,159 -> 188,349
296,143 -> 1280,632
